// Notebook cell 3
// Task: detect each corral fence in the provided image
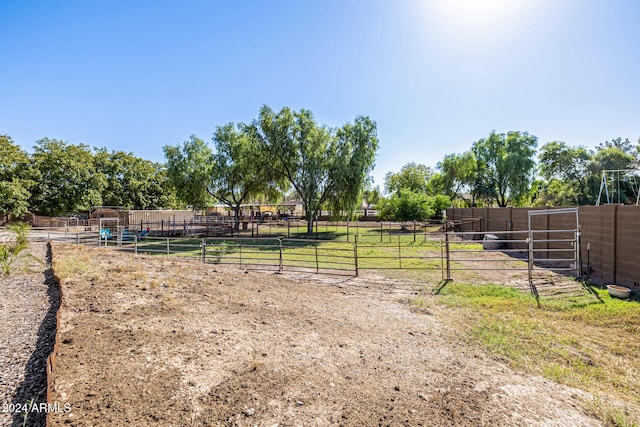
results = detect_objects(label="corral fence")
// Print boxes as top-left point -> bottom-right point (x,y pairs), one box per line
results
447,205 -> 640,290
20,226 -> 447,278
18,217 -> 582,292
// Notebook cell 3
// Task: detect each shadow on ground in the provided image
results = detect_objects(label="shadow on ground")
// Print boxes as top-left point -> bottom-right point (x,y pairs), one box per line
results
11,243 -> 60,427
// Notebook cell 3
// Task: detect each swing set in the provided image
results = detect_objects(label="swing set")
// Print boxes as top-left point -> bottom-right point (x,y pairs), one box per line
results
596,169 -> 640,205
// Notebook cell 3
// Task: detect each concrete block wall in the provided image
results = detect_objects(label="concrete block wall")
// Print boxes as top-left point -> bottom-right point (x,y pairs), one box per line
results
447,206 -> 640,290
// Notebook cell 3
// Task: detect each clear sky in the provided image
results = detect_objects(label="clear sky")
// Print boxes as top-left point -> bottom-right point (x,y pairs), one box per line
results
1,0 -> 639,188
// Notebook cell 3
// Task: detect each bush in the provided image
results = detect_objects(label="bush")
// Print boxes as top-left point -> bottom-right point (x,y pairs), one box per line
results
0,222 -> 37,275
378,189 -> 451,222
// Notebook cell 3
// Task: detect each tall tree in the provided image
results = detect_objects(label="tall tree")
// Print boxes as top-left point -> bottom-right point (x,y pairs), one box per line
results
164,126 -> 276,230
209,123 -> 278,229
326,116 -> 379,218
472,131 -> 537,207
254,105 -> 379,233
435,151 -> 489,207
94,149 -> 177,209
164,135 -> 216,209
0,135 -> 37,220
538,141 -> 591,205
384,162 -> 434,195
30,138 -> 104,216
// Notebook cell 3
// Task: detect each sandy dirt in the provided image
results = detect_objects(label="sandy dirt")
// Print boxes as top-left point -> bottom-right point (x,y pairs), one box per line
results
48,244 -> 603,426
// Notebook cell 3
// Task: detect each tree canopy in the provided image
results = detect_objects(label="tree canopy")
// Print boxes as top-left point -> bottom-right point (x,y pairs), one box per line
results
253,105 -> 378,232
472,131 -> 537,207
29,138 -> 104,216
434,151 -> 487,207
165,124 -> 279,229
0,135 -> 37,219
384,162 -> 434,195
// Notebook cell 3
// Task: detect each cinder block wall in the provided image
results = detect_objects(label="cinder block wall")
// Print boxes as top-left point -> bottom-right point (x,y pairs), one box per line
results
446,206 -> 640,290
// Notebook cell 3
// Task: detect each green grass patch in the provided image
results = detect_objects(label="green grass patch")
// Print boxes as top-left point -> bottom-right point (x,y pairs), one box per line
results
420,282 -> 640,423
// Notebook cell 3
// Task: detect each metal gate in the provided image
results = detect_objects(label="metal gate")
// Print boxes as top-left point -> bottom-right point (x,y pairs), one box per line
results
527,208 -> 580,294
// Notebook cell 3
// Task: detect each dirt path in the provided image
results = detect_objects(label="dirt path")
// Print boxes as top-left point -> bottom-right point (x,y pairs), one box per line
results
49,245 -> 602,426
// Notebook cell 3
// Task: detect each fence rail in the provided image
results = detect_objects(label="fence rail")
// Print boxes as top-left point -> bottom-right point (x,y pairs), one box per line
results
19,228 -> 447,277
14,225 -> 582,290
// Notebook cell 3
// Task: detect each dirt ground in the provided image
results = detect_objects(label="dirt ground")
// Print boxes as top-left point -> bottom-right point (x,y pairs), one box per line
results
48,244 -> 605,426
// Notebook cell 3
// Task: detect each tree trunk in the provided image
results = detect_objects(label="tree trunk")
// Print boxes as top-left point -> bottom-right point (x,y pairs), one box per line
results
306,209 -> 314,234
233,206 -> 241,231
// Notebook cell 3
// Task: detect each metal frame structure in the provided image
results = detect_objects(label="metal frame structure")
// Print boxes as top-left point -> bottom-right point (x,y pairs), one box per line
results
596,169 -> 640,206
527,208 -> 580,296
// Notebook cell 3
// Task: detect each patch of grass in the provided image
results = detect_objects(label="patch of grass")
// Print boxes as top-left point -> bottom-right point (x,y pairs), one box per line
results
588,397 -> 640,427
420,282 -> 640,424
53,247 -> 95,279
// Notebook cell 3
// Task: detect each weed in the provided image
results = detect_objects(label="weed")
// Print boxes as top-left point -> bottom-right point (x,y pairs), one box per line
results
588,397 -> 640,427
22,398 -> 34,427
0,222 -> 40,275
54,249 -> 94,278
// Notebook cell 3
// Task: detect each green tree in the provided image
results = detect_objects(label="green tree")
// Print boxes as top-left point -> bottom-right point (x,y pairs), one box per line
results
472,131 -> 537,207
254,105 -> 378,233
94,149 -> 176,209
434,151 -> 488,207
0,135 -> 37,220
378,189 -> 450,221
384,162 -> 433,195
164,126 -> 276,230
363,184 -> 381,209
29,138 -> 104,216
164,135 -> 216,209
209,123 -> 278,230
588,137 -> 638,204
538,141 -> 592,205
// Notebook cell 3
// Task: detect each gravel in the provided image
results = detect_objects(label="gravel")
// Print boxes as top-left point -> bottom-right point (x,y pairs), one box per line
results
0,243 -> 59,427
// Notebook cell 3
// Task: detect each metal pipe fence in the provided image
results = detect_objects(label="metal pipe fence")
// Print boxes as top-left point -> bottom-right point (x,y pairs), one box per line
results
23,228 -> 447,277
443,229 -> 579,283
16,224 -> 581,288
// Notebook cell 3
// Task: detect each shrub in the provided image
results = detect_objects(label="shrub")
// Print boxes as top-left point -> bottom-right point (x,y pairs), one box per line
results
0,222 -> 37,275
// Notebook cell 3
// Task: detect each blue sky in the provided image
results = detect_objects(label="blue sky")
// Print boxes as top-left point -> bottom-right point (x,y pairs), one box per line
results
1,0 -> 639,188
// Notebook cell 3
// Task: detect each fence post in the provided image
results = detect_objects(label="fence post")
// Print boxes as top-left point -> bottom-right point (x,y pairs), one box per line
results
440,233 -> 444,281
278,238 -> 283,273
315,240 -> 319,273
347,221 -> 350,242
380,222 -> 383,243
445,232 -> 451,281
201,238 -> 206,263
166,238 -> 170,258
287,221 -> 290,238
413,221 -> 416,243
398,235 -> 402,269
134,234 -> 138,255
354,234 -> 359,277
527,230 -> 534,287
76,233 -> 79,245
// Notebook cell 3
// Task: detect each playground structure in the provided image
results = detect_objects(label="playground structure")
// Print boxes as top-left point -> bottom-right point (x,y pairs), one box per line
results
596,169 -> 640,205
